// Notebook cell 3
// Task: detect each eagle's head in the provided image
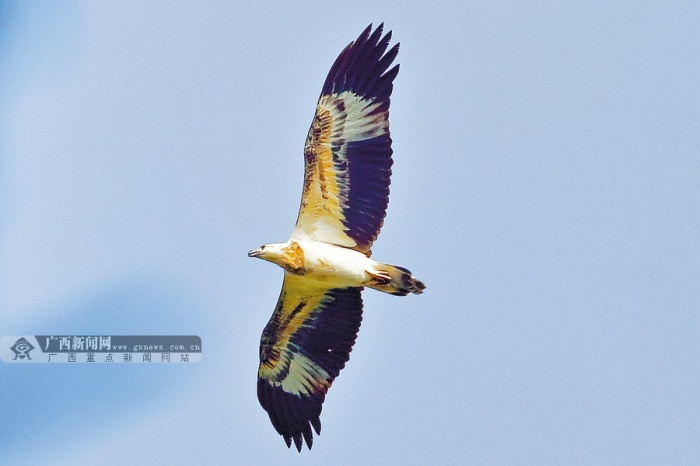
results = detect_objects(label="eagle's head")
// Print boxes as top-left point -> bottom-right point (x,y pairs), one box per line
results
248,241 -> 305,273
248,243 -> 284,261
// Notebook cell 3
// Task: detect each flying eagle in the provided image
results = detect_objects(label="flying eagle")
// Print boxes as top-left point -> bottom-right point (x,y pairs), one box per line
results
249,24 -> 425,451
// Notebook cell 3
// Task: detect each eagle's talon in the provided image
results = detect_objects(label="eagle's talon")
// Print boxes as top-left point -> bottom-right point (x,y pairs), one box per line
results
368,270 -> 392,285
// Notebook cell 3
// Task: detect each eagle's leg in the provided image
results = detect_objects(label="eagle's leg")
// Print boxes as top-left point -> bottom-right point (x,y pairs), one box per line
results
366,269 -> 392,286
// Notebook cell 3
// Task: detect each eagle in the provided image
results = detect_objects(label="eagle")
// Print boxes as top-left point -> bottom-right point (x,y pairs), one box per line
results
249,24 -> 425,451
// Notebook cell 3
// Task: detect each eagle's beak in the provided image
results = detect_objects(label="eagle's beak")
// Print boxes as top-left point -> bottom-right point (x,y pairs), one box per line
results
248,248 -> 262,258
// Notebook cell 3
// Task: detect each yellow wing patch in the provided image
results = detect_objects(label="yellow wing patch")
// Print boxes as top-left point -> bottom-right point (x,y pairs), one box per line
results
294,102 -> 353,247
258,278 -> 326,385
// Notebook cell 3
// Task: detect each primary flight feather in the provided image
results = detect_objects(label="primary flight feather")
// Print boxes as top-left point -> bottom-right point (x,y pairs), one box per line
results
249,23 -> 425,452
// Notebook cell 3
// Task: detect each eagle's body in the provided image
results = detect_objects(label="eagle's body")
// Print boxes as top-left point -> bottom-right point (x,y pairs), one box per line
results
251,240 -> 371,287
250,239 -> 423,294
249,24 -> 424,451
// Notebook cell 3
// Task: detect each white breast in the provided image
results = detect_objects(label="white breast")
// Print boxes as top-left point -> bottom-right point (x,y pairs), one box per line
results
295,239 -> 372,288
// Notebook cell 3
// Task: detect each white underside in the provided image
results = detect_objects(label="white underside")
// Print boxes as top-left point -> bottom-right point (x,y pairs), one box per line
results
294,239 -> 376,288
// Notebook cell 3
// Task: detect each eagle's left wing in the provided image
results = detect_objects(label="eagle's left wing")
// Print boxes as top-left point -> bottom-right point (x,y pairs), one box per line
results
257,274 -> 363,451
291,24 -> 399,254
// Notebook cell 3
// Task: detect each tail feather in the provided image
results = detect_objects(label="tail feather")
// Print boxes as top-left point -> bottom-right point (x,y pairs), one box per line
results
367,263 -> 426,296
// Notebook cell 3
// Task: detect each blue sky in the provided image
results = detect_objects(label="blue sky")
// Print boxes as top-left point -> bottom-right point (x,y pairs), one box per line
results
2,1 -> 699,464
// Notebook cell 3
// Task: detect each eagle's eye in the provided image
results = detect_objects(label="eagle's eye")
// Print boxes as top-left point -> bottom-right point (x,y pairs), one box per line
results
260,245 -> 266,250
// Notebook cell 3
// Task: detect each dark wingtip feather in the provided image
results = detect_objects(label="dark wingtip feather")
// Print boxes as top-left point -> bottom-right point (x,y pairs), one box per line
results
367,23 -> 383,47
293,433 -> 303,452
383,63 -> 400,84
311,416 -> 322,435
302,424 -> 314,450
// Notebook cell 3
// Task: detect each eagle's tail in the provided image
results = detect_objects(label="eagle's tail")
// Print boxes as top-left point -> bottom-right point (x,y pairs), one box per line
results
366,263 -> 426,296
